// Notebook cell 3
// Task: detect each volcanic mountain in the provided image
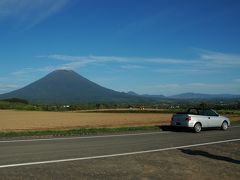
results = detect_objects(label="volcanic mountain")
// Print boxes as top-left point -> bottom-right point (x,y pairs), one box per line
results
0,70 -> 147,104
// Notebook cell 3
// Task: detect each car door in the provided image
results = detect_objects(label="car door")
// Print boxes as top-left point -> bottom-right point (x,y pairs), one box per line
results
198,109 -> 209,127
204,109 -> 220,127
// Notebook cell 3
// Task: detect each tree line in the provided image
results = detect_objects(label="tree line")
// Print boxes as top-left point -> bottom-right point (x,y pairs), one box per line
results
0,98 -> 239,112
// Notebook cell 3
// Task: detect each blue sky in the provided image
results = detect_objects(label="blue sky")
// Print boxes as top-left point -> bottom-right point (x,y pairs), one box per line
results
0,0 -> 240,95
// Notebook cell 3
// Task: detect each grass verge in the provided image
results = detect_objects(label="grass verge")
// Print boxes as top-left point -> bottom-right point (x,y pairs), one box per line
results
0,126 -> 161,138
231,120 -> 240,125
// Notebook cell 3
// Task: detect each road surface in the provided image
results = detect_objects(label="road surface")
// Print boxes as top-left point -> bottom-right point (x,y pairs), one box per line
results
0,126 -> 239,179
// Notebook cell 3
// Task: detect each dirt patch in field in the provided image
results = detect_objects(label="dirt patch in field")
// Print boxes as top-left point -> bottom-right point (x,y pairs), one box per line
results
0,110 -> 171,131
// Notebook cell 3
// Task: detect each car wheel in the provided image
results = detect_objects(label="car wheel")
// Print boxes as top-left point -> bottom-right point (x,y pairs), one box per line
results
193,123 -> 201,133
221,121 -> 228,130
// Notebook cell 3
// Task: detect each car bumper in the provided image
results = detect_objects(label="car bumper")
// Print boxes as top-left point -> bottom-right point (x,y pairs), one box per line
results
171,121 -> 195,128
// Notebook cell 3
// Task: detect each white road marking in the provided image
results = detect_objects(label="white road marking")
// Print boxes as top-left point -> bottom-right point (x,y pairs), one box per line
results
0,131 -> 170,143
0,138 -> 239,169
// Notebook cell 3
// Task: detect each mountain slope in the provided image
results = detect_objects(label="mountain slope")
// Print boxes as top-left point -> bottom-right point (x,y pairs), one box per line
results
0,70 -> 147,104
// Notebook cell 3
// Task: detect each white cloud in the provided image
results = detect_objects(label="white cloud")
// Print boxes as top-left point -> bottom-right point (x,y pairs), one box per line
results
11,67 -> 54,77
120,65 -> 144,69
38,51 -> 240,76
233,78 -> 240,83
0,0 -> 69,29
11,68 -> 35,76
43,50 -> 240,69
144,82 -> 240,96
41,54 -> 130,63
40,54 -> 193,65
0,84 -> 19,93
147,58 -> 195,65
153,68 -> 219,74
198,49 -> 240,66
36,54 -> 196,75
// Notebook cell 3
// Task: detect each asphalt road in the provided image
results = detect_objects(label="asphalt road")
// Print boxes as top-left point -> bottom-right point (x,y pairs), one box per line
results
0,126 -> 239,179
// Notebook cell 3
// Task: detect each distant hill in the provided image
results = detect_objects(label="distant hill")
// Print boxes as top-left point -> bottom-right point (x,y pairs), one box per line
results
0,70 -> 149,104
127,91 -> 139,96
142,94 -> 166,99
0,70 -> 238,104
169,92 -> 240,99
127,91 -> 166,99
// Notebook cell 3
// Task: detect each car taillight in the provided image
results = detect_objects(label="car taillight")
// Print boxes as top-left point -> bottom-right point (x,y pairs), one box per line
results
185,116 -> 191,121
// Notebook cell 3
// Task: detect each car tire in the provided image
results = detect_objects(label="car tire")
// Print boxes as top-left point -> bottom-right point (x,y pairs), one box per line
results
221,121 -> 228,130
193,123 -> 202,133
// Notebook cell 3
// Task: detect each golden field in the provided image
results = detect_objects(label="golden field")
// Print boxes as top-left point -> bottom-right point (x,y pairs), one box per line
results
0,110 -> 171,131
0,110 -> 239,132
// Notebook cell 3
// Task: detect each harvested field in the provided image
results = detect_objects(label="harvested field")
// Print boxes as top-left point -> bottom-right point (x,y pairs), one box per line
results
0,110 -> 171,131
0,110 -> 239,132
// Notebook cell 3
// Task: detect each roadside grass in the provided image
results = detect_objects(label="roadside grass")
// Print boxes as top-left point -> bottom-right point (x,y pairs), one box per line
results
219,110 -> 240,115
231,120 -> 240,125
0,126 -> 161,138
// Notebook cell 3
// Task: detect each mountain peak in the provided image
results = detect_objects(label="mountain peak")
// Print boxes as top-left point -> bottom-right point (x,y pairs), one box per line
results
49,69 -> 80,77
0,70 -> 141,104
52,69 -> 76,74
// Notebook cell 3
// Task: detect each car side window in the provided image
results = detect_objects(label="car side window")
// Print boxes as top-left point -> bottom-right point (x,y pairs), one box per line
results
203,110 -> 218,116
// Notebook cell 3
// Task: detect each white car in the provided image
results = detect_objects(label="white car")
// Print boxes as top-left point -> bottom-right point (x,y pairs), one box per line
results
171,108 -> 230,133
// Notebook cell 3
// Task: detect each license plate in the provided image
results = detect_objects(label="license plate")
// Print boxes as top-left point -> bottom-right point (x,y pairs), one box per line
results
176,118 -> 181,122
